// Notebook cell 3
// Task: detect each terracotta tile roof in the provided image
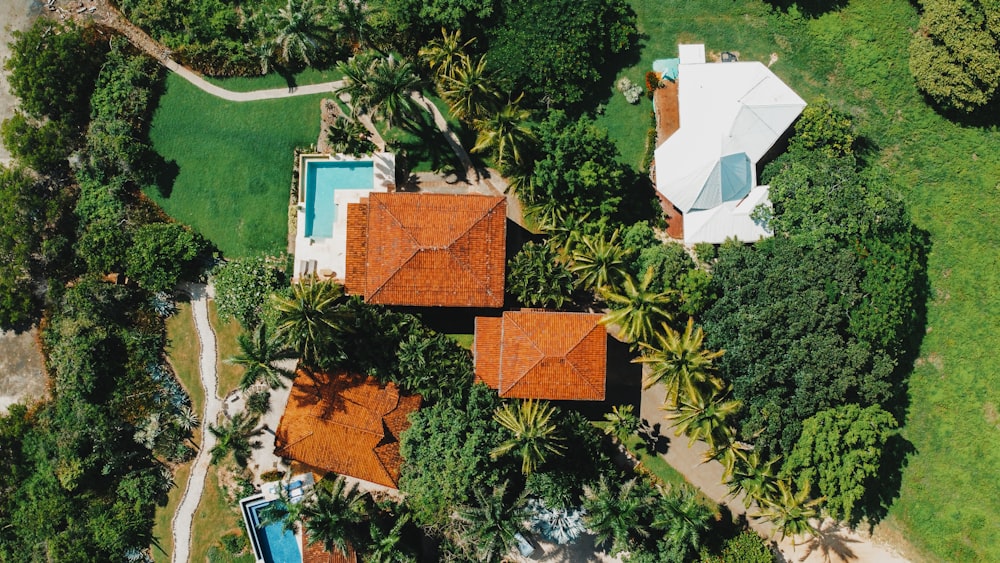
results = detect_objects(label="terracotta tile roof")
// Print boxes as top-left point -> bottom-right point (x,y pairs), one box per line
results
344,193 -> 507,307
474,311 -> 607,401
302,535 -> 357,563
274,369 -> 421,489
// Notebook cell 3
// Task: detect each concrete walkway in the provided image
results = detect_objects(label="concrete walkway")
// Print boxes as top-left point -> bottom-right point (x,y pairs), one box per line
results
639,381 -> 910,563
171,284 -> 223,563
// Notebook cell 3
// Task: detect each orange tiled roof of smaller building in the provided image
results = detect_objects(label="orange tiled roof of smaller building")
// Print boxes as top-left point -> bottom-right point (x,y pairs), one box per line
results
474,311 -> 607,401
344,193 -> 507,307
274,369 -> 421,489
302,535 -> 357,563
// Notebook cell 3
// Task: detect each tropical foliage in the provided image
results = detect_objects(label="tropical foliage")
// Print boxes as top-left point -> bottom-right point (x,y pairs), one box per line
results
227,324 -> 296,391
600,268 -> 675,346
506,242 -> 575,309
491,400 -> 566,476
212,255 -> 285,328
270,278 -> 349,364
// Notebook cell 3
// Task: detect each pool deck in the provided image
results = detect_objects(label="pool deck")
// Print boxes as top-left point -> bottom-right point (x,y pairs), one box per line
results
293,153 -> 395,281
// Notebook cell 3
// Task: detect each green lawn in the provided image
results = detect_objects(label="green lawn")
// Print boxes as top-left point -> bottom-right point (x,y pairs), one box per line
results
191,471 -> 254,562
209,300 -> 246,397
153,303 -> 202,562
147,73 -> 327,257
602,1 -> 1000,560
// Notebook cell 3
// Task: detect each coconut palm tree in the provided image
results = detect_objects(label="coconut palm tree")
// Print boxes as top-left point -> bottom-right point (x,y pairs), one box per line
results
538,208 -> 592,260
331,0 -> 371,54
570,227 -> 629,293
490,399 -> 566,475
228,324 -> 296,391
419,28 -> 474,84
258,485 -> 307,534
455,482 -> 527,563
441,54 -> 501,122
208,411 -> 262,467
602,404 -> 640,445
271,278 -> 349,365
366,512 -> 417,563
471,97 -> 537,168
652,486 -> 713,560
636,317 -> 725,409
302,477 -> 369,558
667,389 -> 741,450
582,476 -> 652,554
753,479 -> 824,545
336,54 -> 422,129
268,0 -> 329,67
600,267 -> 676,346
727,450 -> 782,509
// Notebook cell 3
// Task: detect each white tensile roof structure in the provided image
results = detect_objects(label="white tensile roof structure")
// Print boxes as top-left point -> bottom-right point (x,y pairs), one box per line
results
655,44 -> 806,244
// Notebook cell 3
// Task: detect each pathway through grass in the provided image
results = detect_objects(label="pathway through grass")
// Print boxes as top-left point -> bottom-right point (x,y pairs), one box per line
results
603,1 -> 1000,559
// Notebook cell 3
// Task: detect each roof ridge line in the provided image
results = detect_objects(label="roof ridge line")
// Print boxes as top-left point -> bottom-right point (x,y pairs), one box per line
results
499,312 -> 546,394
366,196 -> 420,299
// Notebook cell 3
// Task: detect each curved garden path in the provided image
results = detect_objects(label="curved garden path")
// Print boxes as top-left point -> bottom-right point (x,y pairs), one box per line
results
170,284 -> 222,563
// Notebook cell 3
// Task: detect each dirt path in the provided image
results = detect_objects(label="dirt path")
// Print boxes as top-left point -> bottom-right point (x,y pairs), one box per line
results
639,380 -> 911,563
171,283 -> 222,563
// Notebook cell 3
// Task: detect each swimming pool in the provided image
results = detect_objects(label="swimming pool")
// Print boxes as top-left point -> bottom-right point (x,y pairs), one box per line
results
242,497 -> 302,563
304,159 -> 375,239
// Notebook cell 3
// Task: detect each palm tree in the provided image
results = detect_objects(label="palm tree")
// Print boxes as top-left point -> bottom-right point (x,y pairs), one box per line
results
667,388 -> 741,450
600,267 -> 676,346
268,0 -> 329,67
228,324 -> 296,391
538,208 -> 592,260
271,278 -> 349,365
174,404 -> 200,434
258,485 -> 307,534
472,97 -> 537,169
569,227 -> 629,293
455,482 -> 526,563
336,54 -> 421,129
208,411 -> 262,467
652,486 -> 713,560
753,479 -> 824,545
331,0 -> 371,54
366,512 -> 417,563
302,477 -> 368,558
636,317 -> 725,409
490,399 -> 566,475
419,28 -> 474,84
602,404 -> 640,444
582,476 -> 651,554
441,54 -> 501,122
727,450 -> 782,509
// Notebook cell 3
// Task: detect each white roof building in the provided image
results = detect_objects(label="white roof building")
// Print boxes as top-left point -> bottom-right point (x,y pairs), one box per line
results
654,45 -> 806,244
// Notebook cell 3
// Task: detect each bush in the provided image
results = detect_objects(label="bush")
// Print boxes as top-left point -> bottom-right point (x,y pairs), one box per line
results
702,531 -> 774,563
212,256 -> 284,328
616,77 -> 644,104
246,390 -> 271,415
506,241 -> 575,308
126,222 -> 208,293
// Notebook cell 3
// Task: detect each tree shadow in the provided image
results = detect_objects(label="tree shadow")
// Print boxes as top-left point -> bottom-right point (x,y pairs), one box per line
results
638,418 -> 670,455
797,519 -> 861,563
572,3 -> 643,116
854,433 -> 916,529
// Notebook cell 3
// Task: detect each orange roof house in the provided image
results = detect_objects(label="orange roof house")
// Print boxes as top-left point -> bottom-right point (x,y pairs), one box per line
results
344,192 -> 507,307
274,369 -> 421,489
474,311 -> 607,401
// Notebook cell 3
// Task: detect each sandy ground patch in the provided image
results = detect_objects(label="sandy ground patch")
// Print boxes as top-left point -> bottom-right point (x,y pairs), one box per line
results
0,328 -> 47,414
0,0 -> 43,165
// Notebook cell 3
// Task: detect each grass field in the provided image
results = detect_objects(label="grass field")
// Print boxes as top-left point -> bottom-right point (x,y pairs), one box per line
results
148,73 -> 327,258
153,303 -> 202,562
601,1 -> 1000,560
190,470 -> 254,562
209,300 -> 246,396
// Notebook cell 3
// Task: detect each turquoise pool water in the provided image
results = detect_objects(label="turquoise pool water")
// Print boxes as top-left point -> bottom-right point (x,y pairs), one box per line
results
304,160 -> 375,238
247,500 -> 301,563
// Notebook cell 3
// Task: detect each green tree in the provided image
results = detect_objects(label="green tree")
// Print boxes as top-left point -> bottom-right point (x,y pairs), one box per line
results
394,331 -> 474,402
125,222 -> 207,293
727,450 -> 782,509
258,486 -> 307,534
787,98 -> 855,158
602,404 -> 640,444
212,256 -> 285,328
5,19 -> 104,127
753,479 -> 823,545
668,389 -> 741,451
569,227 -> 629,293
302,477 -> 369,558
506,242 -> 575,308
441,54 -> 501,122
331,0 -> 373,54
271,278 -> 349,365
600,268 -> 675,346
651,486 -> 713,562
782,404 -> 898,522
582,476 -> 652,555
336,53 -> 422,128
636,317 -> 724,409
208,411 -> 262,467
491,399 -> 566,476
455,482 -> 527,563
0,112 -> 73,175
267,0 -> 330,67
0,165 -> 41,330
228,324 -> 296,391
909,0 -> 1000,112
419,28 -> 473,82
366,511 -> 418,563
471,98 -> 537,169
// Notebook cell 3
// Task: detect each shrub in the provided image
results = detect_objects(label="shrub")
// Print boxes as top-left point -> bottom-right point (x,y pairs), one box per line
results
246,390 -> 271,415
220,532 -> 248,555
616,77 -> 644,104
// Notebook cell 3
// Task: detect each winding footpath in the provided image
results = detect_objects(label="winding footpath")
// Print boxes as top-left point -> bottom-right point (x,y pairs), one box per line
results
170,284 -> 222,563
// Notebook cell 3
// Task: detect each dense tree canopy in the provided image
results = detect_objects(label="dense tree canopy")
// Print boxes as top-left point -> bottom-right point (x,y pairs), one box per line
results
125,222 -> 208,293
0,165 -> 42,330
212,256 -> 285,328
909,0 -> 1000,113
